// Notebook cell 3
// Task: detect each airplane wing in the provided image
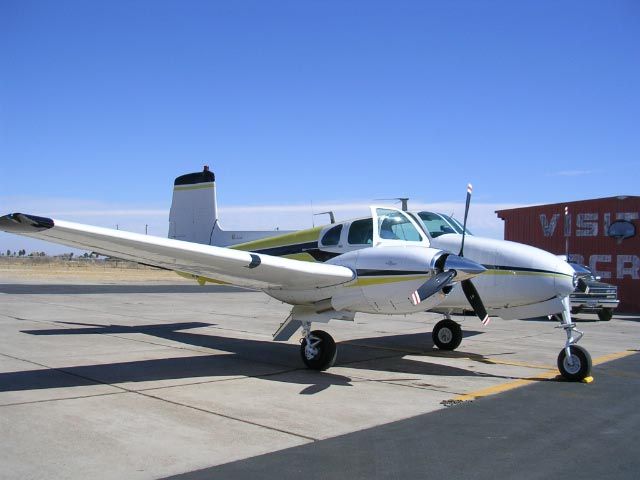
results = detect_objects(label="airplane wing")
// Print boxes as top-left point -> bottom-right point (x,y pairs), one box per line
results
0,213 -> 354,290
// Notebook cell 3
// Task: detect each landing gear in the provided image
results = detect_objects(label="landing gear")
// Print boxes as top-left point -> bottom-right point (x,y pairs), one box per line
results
557,345 -> 592,381
300,324 -> 337,371
556,296 -> 592,381
432,318 -> 463,351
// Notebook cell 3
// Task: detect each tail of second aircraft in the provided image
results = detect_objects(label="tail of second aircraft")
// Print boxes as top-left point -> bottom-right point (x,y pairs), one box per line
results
168,166 -> 292,247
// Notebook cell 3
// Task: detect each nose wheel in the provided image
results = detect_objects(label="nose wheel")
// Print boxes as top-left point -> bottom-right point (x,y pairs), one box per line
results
300,327 -> 337,371
557,344 -> 592,381
556,296 -> 592,381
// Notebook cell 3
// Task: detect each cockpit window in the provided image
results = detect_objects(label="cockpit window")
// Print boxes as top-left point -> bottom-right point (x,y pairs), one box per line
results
348,218 -> 373,245
376,208 -> 423,242
321,224 -> 343,246
418,211 -> 472,238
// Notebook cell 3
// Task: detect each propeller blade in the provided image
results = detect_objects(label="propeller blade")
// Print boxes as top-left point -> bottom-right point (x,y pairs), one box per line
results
461,279 -> 490,325
410,270 -> 456,306
459,183 -> 472,257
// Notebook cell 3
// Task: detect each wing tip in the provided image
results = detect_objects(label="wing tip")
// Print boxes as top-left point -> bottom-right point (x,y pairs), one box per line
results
0,213 -> 55,233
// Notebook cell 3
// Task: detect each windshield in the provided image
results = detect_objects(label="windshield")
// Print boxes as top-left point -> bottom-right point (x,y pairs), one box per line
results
417,211 -> 472,238
375,208 -> 423,242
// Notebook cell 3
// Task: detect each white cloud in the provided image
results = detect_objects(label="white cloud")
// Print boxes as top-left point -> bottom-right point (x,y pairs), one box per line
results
0,196 -> 525,253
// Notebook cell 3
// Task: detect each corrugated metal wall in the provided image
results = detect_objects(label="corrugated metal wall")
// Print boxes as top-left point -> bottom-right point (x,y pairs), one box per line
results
496,196 -> 639,313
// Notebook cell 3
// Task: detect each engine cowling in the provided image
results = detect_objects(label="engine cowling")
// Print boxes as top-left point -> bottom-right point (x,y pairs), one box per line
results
328,246 -> 450,314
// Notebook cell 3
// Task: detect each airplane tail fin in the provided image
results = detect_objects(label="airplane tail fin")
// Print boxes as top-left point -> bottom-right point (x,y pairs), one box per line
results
168,166 -> 219,245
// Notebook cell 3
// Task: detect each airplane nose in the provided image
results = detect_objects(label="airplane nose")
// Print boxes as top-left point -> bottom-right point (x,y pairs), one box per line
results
554,259 -> 576,297
445,255 -> 486,279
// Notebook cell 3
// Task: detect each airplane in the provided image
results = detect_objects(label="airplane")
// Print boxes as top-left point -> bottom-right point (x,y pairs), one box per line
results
0,168 -> 590,381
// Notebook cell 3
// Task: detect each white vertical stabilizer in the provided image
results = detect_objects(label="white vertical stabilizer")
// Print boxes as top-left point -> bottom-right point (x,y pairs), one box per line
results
168,166 -> 293,246
169,166 -> 218,245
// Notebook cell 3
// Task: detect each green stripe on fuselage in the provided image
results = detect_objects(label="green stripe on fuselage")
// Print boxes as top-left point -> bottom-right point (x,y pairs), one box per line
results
230,226 -> 323,252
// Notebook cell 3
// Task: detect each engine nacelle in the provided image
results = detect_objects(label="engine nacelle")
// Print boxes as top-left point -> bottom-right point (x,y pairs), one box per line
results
328,245 -> 450,314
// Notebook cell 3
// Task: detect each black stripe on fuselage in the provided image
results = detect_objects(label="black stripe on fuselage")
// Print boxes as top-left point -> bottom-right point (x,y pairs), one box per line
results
356,269 -> 426,277
483,264 -> 572,276
252,241 -> 341,262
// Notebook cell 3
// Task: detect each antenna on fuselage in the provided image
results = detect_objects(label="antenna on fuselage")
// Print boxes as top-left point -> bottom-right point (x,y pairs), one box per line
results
314,211 -> 336,224
375,197 -> 409,211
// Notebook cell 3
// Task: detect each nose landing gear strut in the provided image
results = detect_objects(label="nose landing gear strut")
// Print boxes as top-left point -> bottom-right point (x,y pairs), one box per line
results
556,296 -> 592,381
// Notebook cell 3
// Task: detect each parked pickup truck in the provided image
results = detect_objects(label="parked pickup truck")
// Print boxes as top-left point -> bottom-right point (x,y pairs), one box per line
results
569,263 -> 619,321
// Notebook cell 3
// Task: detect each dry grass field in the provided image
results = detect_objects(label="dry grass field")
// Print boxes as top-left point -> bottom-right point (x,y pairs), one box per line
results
0,257 -> 192,283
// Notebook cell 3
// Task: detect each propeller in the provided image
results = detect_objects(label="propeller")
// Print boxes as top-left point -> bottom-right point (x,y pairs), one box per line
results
461,277 -> 490,325
409,183 -> 491,325
410,269 -> 457,306
459,183 -> 472,257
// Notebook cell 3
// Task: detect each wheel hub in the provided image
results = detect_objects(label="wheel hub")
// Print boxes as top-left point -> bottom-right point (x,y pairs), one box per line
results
438,328 -> 453,344
563,354 -> 582,375
305,343 -> 319,360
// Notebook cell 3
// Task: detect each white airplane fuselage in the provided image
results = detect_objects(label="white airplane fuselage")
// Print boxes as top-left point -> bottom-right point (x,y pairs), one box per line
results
430,234 -> 575,319
233,217 -> 575,320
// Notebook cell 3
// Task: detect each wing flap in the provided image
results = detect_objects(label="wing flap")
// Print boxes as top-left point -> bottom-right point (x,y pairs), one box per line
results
0,213 -> 354,290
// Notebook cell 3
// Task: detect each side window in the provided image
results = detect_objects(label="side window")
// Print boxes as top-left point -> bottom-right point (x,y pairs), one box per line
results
321,224 -> 343,246
348,218 -> 373,245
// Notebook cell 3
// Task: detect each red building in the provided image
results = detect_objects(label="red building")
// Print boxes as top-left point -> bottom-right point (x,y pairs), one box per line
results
496,196 -> 639,313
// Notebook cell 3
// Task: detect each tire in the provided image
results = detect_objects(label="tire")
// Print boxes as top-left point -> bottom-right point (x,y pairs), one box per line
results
300,330 -> 337,370
557,345 -> 592,381
432,319 -> 463,351
597,308 -> 613,322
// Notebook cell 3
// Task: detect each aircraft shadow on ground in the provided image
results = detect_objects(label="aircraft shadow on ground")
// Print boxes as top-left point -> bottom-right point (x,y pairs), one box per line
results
0,284 -> 251,295
2,322 -> 507,396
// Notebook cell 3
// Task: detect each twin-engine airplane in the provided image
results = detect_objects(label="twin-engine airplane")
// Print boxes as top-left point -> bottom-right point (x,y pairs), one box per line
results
0,167 -> 591,381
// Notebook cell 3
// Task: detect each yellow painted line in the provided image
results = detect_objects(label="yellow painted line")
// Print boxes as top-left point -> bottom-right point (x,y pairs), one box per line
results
482,358 -> 551,370
452,350 -> 637,402
592,350 -> 637,366
453,372 -> 558,402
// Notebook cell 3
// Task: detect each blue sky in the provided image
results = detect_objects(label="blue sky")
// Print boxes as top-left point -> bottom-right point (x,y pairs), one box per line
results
1,0 -> 638,253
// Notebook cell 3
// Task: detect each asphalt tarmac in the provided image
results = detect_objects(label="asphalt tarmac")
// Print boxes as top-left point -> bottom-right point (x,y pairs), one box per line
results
170,353 -> 640,480
1,277 -> 639,479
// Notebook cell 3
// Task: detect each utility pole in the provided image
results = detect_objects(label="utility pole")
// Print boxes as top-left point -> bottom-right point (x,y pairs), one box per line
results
564,206 -> 569,261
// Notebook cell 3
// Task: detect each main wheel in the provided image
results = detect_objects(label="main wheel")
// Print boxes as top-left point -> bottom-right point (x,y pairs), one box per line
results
597,308 -> 613,322
557,345 -> 592,381
300,330 -> 337,370
432,319 -> 463,351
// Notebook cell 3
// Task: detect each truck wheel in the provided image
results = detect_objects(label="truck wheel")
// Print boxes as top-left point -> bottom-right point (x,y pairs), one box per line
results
597,308 -> 613,322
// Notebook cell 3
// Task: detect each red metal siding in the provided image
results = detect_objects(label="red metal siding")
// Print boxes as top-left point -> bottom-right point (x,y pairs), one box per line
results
496,196 -> 639,313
